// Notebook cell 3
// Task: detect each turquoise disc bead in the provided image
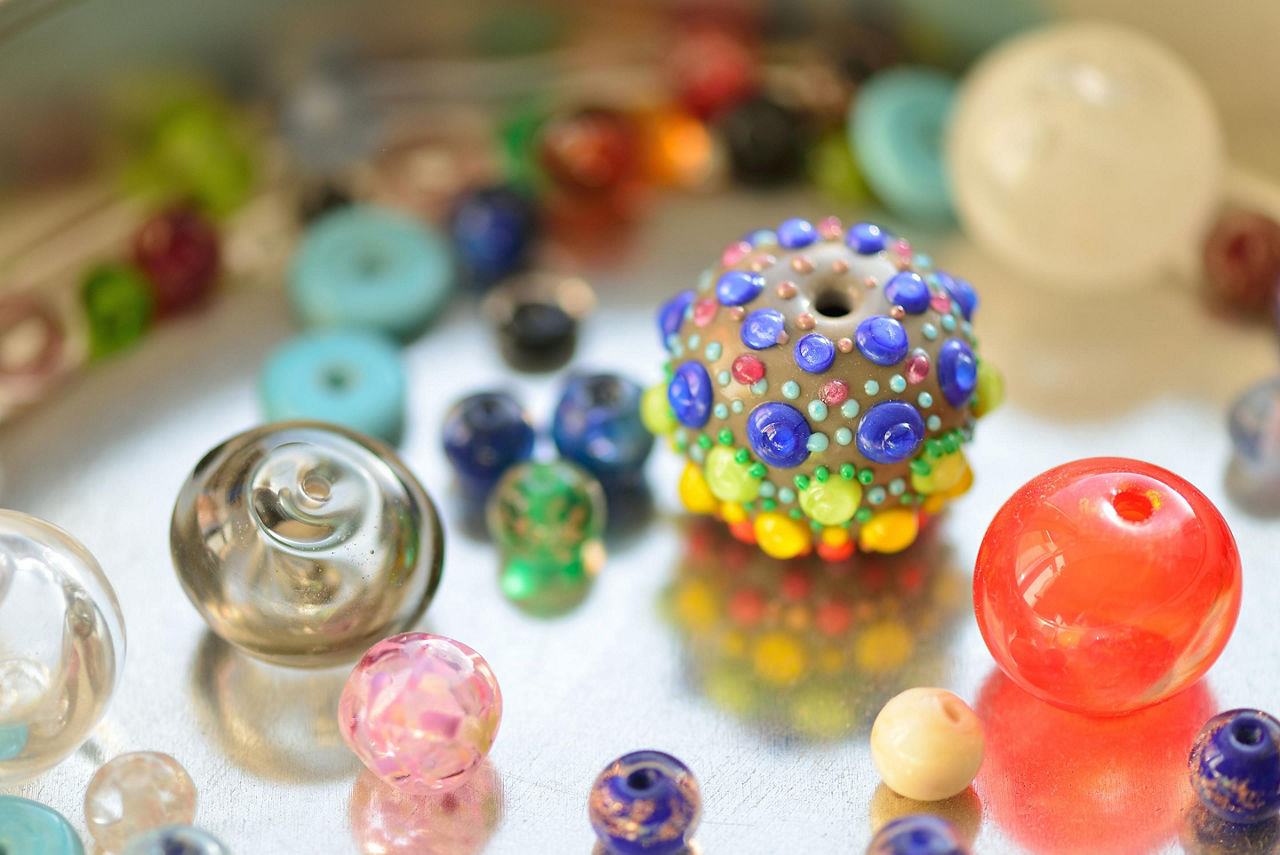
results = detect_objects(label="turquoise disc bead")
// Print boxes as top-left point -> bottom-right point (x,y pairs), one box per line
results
290,205 -> 455,340
0,796 -> 84,855
259,330 -> 406,444
850,67 -> 957,224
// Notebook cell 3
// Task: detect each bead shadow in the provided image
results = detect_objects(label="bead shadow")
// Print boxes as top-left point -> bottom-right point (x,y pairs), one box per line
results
1181,802 -> 1280,855
348,762 -> 503,855
1224,456 -> 1280,518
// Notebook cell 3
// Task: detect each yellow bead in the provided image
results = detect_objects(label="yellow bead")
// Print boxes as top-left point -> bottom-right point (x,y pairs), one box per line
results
870,687 -> 985,801
853,619 -> 913,672
704,446 -> 760,503
673,579 -> 718,631
971,359 -> 1005,418
923,463 -> 975,513
641,382 -> 677,435
720,501 -> 747,525
798,477 -> 863,526
679,462 -> 718,513
751,631 -> 807,685
858,509 -> 919,553
821,526 -> 850,547
753,512 -> 811,559
911,449 -> 968,495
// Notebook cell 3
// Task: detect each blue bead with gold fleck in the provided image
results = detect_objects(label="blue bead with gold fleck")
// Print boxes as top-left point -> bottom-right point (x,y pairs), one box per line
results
588,750 -> 701,855
1190,709 -> 1280,824
867,814 -> 968,854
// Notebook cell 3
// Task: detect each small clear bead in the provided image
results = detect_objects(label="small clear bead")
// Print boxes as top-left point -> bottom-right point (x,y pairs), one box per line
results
85,752 -> 197,853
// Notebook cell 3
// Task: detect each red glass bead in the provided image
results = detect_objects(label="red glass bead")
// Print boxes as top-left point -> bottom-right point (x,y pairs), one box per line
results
132,207 -> 220,316
537,108 -> 639,197
731,354 -> 764,385
819,379 -> 848,406
905,350 -> 930,384
693,298 -> 718,327
974,458 -> 1241,715
663,24 -> 758,119
1202,208 -> 1280,316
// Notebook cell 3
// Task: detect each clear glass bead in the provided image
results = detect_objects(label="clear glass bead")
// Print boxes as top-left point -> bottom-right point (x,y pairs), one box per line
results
85,752 -> 197,852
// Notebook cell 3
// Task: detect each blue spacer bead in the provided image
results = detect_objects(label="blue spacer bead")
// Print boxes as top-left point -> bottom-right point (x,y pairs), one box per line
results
777,217 -> 817,249
741,308 -> 787,349
552,373 -> 654,486
669,361 -> 714,428
1190,709 -> 1280,824
441,391 -> 535,500
857,400 -> 926,464
0,796 -> 85,855
855,315 -> 909,366
657,290 -> 696,350
259,330 -> 406,444
847,222 -> 888,254
589,751 -> 700,855
747,402 -> 812,468
290,205 -> 455,340
884,271 -> 931,314
936,270 -> 979,320
794,333 -> 836,374
447,184 -> 538,287
716,270 -> 766,306
938,338 -> 977,407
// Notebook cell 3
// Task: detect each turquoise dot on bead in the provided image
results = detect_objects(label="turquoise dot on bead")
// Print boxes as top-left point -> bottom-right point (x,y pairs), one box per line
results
759,481 -> 777,497
705,341 -> 722,360
841,399 -> 860,419
889,374 -> 907,393
782,381 -> 800,400
941,314 -> 957,331
778,487 -> 796,504
751,379 -> 769,395
927,414 -> 942,430
864,379 -> 880,396
698,268 -> 715,291
731,399 -> 744,414
918,391 -> 933,408
806,432 -> 829,452
713,402 -> 729,419
0,796 -> 84,855
835,427 -> 853,446
690,445 -> 706,463
914,253 -> 932,269
889,478 -> 906,495
688,333 -> 702,349
808,400 -> 828,420
669,337 -> 685,356
922,323 -> 938,340
867,486 -> 887,504
717,370 -> 731,387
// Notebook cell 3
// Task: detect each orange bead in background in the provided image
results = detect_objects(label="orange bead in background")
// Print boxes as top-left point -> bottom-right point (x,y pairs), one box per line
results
973,457 -> 1242,716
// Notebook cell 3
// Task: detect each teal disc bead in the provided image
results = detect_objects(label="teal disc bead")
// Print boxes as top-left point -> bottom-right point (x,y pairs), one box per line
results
290,205 -> 455,340
0,796 -> 84,855
259,330 -> 406,444
850,67 -> 957,224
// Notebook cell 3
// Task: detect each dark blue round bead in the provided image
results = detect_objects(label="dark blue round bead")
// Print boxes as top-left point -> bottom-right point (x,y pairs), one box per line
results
741,308 -> 787,350
716,270 -> 765,306
847,222 -> 887,254
935,270 -> 978,320
866,814 -> 969,855
777,217 -> 817,249
885,271 -> 931,314
937,339 -> 977,407
657,290 -> 695,349
1190,709 -> 1280,824
447,185 -> 537,287
588,750 -> 701,855
552,373 -> 654,486
857,400 -> 925,464
747,402 -> 811,468
442,391 -> 535,499
855,315 -> 909,366
794,333 -> 836,374
668,361 -> 713,429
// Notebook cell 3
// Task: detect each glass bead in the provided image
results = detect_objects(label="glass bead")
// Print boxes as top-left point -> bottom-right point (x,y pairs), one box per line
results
1189,709 -> 1280,824
0,511 -> 124,785
120,825 -> 229,855
82,263 -> 154,359
447,184 -> 538,288
719,95 -> 805,186
867,815 -> 969,855
0,796 -> 83,855
588,750 -> 701,855
974,457 -> 1241,714
441,391 -> 536,502
870,688 -> 984,801
552,373 -> 654,488
0,295 -> 82,418
856,316 -> 910,366
132,207 -> 220,316
349,763 -> 502,855
636,108 -> 718,190
856,402 -> 926,464
279,54 -> 379,174
169,422 -> 443,668
85,752 -> 197,853
663,22 -> 757,119
1201,209 -> 1280,316
808,128 -> 870,204
747,402 -> 811,469
1229,377 -> 1280,478
298,182 -> 353,223
130,99 -> 255,218
339,632 -> 502,794
537,107 -> 639,197
482,273 -> 595,374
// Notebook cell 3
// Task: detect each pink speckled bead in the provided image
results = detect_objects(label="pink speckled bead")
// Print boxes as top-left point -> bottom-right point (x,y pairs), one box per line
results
339,633 -> 502,794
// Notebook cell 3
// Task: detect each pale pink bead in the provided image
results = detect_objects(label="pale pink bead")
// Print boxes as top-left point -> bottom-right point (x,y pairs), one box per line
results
906,351 -> 931,384
339,633 -> 502,795
693,298 -> 718,327
930,294 -> 953,314
892,238 -> 912,259
721,241 -> 752,267
817,216 -> 843,240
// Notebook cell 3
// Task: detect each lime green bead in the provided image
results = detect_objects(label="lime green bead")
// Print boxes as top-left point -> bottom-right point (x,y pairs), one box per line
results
704,446 -> 760,503
641,383 -> 677,436
972,359 -> 1006,418
808,128 -> 871,203
83,264 -> 154,359
128,100 -> 254,217
798,476 -> 863,526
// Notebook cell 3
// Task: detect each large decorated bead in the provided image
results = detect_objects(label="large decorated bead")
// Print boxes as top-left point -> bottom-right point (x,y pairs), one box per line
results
447,184 -> 538,287
339,632 -> 502,794
974,458 -> 1241,715
169,422 -> 443,667
552,373 -> 654,489
1189,709 -> 1280,824
870,688 -> 984,801
649,217 -> 995,559
0,511 -> 125,785
442,391 -> 536,502
0,796 -> 83,855
588,750 -> 701,855
867,815 -> 969,855
85,752 -> 197,852
131,206 -> 220,316
120,825 -> 229,855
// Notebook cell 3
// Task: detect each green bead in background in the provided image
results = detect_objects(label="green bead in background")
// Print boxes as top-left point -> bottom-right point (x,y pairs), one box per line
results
82,264 -> 154,359
807,127 -> 870,204
498,100 -> 548,194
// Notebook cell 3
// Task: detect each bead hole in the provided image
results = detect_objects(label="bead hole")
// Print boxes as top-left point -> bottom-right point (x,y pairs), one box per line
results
626,769 -> 658,791
324,366 -> 353,392
1111,488 -> 1154,523
1232,719 -> 1265,748
357,252 -> 389,277
941,697 -> 964,724
814,289 -> 852,318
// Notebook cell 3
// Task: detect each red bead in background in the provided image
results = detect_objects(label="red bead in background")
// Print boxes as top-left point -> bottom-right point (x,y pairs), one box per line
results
537,108 -> 639,198
1202,208 -> 1280,317
664,23 -> 758,119
132,207 -> 221,316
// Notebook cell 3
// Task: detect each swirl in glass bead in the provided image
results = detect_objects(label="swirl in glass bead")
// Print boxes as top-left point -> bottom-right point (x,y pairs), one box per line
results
1189,709 -> 1280,824
85,752 -> 197,852
170,421 -> 443,668
588,751 -> 701,855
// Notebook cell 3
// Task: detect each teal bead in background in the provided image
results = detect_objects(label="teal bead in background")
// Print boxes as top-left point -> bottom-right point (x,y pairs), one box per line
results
0,796 -> 84,855
82,263 -> 154,360
290,205 -> 455,341
850,67 -> 956,224
259,330 -> 406,444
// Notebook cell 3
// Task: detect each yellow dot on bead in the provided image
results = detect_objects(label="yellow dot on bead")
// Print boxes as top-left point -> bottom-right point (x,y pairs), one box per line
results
971,360 -> 1005,418
704,446 -> 760,503
679,462 -> 718,513
720,501 -> 748,525
821,525 -> 850,547
912,449 -> 968,495
870,687 -> 985,802
858,509 -> 919,553
853,619 -> 914,672
798,477 -> 863,526
751,631 -> 807,685
673,579 -> 718,630
640,382 -> 677,435
721,630 -> 747,657
754,512 -> 811,559
923,462 -> 974,513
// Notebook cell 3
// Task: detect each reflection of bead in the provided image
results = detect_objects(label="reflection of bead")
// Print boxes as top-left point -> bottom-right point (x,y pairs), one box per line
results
85,752 -> 197,852
83,264 -> 154,359
121,825 -> 230,855
132,207 -> 220,316
0,796 -> 83,855
1189,709 -> 1280,824
589,750 -> 701,855
447,184 -> 538,287
442,392 -> 535,501
867,814 -> 969,855
871,688 -> 985,801
553,374 -> 654,487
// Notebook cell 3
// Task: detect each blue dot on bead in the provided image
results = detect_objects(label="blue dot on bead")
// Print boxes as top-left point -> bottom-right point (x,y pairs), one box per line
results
747,402 -> 812,468
938,339 -> 977,407
657,290 -> 695,350
716,270 -> 766,306
741,308 -> 787,349
857,400 -> 926,464
884,271 -> 930,314
937,270 -> 979,320
846,222 -> 887,254
669,361 -> 714,428
777,218 -> 817,249
794,333 -> 835,374
855,315 -> 909,366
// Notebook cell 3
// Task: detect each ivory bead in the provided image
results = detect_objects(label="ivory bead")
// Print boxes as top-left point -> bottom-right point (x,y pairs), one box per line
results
870,688 -> 984,801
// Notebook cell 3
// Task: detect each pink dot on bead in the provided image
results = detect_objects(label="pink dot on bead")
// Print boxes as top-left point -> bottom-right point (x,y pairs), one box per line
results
836,337 -> 853,353
796,313 -> 815,330
722,241 -> 752,267
892,238 -> 912,258
820,379 -> 849,405
693,298 -> 718,327
818,217 -> 843,240
791,255 -> 815,274
732,354 -> 765,384
831,259 -> 849,275
777,281 -> 798,299
906,351 -> 930,384
930,294 -> 953,314
889,305 -> 905,320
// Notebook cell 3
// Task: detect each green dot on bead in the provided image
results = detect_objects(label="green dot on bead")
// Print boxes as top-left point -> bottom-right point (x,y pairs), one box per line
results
806,432 -> 829,452
815,465 -> 829,482
688,333 -> 701,349
789,508 -> 803,519
748,463 -> 767,478
941,314 -> 957,331
840,463 -> 855,480
854,508 -> 873,523
782,381 -> 800,400
731,399 -> 744,414
926,439 -> 944,457
761,498 -> 777,511
834,427 -> 853,446
751,379 -> 769,395
717,370 -> 731,387
778,487 -> 796,504
943,433 -> 959,453
697,434 -> 712,449
889,478 -> 905,496
794,474 -> 811,490
705,341 -> 722,361
713,403 -> 729,420
917,391 -> 933,408
857,469 -> 874,485
734,448 -> 750,464
807,400 -> 828,421
718,428 -> 733,445
922,323 -> 938,340
841,400 -> 860,419
864,379 -> 880,396
910,459 -> 932,476
889,375 -> 906,393
867,486 -> 886,504
927,414 -> 942,430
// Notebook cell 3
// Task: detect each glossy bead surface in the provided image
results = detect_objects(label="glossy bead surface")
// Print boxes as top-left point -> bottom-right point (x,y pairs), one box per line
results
870,688 -> 985,801
120,825 -> 229,855
1189,709 -> 1280,824
442,391 -> 535,502
867,815 -> 969,855
538,108 -> 639,197
85,752 -> 197,853
259,330 -> 406,444
720,95 -> 805,186
339,632 -> 502,794
132,207 -> 220,316
588,750 -> 701,855
82,264 -> 154,359
447,184 -> 538,287
0,511 -> 125,785
974,457 -> 1242,714
0,796 -> 83,855
948,21 -> 1222,284
664,23 -> 756,119
552,373 -> 654,487
483,273 -> 595,374
1202,209 -> 1280,316
170,422 -> 443,668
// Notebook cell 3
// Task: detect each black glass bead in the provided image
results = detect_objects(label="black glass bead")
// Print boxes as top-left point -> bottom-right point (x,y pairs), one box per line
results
499,300 -> 577,372
719,95 -> 806,186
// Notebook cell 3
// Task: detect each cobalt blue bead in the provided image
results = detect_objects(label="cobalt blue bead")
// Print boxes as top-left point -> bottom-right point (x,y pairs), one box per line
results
794,333 -> 836,374
848,222 -> 888,254
716,270 -> 765,306
121,825 -> 230,855
777,217 -> 817,249
553,373 -> 654,486
884,271 -> 930,314
0,796 -> 84,855
937,339 -> 977,407
668,361 -> 713,429
747,402 -> 811,468
588,750 -> 701,855
741,308 -> 786,349
856,315 -> 909,366
867,814 -> 969,855
657,290 -> 695,350
936,270 -> 978,320
442,391 -> 536,500
448,185 -> 538,287
857,401 -> 926,464
1190,709 -> 1280,824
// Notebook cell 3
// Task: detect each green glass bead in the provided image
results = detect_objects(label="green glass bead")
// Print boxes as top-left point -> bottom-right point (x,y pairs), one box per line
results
807,128 -> 870,204
83,264 -> 154,359
128,100 -> 255,217
498,100 -> 548,193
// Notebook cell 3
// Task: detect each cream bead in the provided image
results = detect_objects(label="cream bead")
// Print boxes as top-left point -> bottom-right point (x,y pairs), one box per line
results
870,687 -> 985,801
